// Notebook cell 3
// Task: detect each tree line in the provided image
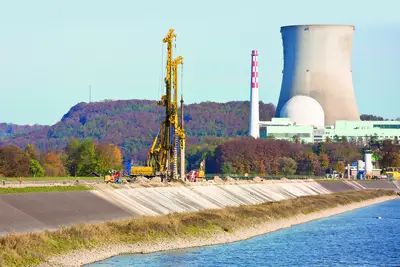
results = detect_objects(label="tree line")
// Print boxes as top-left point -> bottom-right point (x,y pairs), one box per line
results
0,139 -> 122,177
1,136 -> 399,178
186,137 -> 400,176
0,100 -> 276,162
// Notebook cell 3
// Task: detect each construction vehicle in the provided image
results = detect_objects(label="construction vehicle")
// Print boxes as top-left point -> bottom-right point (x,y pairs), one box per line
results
382,168 -> 400,180
104,170 -> 121,184
130,29 -> 186,181
187,160 -> 205,182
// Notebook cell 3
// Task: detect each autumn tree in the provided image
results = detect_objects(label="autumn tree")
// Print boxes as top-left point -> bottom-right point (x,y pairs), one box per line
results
43,152 -> 66,177
319,153 -> 329,170
333,161 -> 345,174
0,146 -> 30,177
379,140 -> 400,168
25,144 -> 38,160
96,143 -> 122,174
392,154 -> 400,167
305,152 -> 320,176
270,158 -> 280,175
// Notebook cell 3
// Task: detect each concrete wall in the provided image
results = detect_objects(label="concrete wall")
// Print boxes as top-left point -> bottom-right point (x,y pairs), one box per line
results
0,180 -> 397,235
0,191 -> 130,235
92,181 -> 331,216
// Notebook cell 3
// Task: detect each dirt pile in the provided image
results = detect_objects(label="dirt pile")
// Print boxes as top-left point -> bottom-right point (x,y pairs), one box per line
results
151,177 -> 162,183
213,176 -> 224,183
225,177 -> 237,183
134,176 -> 150,184
253,176 -> 264,182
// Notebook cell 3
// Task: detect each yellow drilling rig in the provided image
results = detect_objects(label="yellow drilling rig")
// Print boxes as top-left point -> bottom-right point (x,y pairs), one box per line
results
130,29 -> 186,181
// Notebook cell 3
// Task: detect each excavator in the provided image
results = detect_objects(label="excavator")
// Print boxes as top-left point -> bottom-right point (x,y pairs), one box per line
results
130,29 -> 186,181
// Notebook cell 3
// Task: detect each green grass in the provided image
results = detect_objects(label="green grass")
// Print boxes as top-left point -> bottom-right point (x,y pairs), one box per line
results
0,177 -> 103,182
0,190 -> 395,267
314,179 -> 343,183
0,185 -> 93,194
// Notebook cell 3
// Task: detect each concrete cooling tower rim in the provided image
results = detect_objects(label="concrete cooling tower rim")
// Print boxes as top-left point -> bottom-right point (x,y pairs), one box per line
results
281,24 -> 355,29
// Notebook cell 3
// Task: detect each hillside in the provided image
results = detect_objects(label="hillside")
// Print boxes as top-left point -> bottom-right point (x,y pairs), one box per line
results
0,123 -> 48,140
0,99 -> 275,161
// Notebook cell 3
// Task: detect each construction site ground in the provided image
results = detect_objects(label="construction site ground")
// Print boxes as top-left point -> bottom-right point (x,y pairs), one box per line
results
0,178 -> 399,236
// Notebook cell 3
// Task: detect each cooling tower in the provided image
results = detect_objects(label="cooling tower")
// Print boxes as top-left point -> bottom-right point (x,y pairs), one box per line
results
276,25 -> 360,125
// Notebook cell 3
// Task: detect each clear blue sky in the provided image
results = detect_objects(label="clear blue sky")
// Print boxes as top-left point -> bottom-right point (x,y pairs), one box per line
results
1,0 -> 399,125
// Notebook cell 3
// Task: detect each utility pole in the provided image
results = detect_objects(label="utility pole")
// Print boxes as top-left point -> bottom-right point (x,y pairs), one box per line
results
89,85 -> 92,103
180,94 -> 185,181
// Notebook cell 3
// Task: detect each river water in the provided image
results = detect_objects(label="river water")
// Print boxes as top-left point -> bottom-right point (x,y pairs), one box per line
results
88,200 -> 400,267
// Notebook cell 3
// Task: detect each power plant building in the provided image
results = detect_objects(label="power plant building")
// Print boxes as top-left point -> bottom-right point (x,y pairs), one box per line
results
248,24 -> 400,144
259,119 -> 400,144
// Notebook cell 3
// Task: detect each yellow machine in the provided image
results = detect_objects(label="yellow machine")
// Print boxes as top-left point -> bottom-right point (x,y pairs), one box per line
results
384,171 -> 400,180
198,159 -> 205,178
130,29 -> 185,180
130,166 -> 153,177
187,159 -> 205,182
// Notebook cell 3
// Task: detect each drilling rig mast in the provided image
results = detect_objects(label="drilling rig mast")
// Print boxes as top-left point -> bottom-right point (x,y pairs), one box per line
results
143,29 -> 185,181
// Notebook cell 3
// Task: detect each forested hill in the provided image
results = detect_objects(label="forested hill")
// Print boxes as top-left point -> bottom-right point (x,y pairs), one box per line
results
0,99 -> 275,161
0,123 -> 48,140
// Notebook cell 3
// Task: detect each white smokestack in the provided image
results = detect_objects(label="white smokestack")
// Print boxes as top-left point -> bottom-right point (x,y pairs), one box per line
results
364,151 -> 373,176
249,49 -> 259,138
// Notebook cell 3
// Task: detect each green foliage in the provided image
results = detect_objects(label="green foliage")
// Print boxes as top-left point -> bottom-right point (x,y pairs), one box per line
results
0,177 -> 102,181
29,159 -> 44,177
25,144 -> 37,160
220,163 -> 234,174
64,139 -> 124,177
75,139 -> 98,176
279,157 -> 297,175
66,139 -> 81,176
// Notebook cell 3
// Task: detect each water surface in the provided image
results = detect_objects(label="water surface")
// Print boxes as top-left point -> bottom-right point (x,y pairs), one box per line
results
88,200 -> 400,266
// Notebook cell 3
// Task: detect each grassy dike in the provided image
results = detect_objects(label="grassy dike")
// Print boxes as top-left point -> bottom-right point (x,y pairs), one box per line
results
0,186 -> 92,194
0,190 -> 396,267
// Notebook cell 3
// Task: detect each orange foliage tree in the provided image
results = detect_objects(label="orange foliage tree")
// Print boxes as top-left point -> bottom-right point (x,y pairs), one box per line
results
0,146 -> 30,177
96,143 -> 122,174
43,152 -> 66,177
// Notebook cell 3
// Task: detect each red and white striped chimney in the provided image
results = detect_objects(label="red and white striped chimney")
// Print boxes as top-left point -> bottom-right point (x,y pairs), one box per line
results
249,50 -> 259,138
